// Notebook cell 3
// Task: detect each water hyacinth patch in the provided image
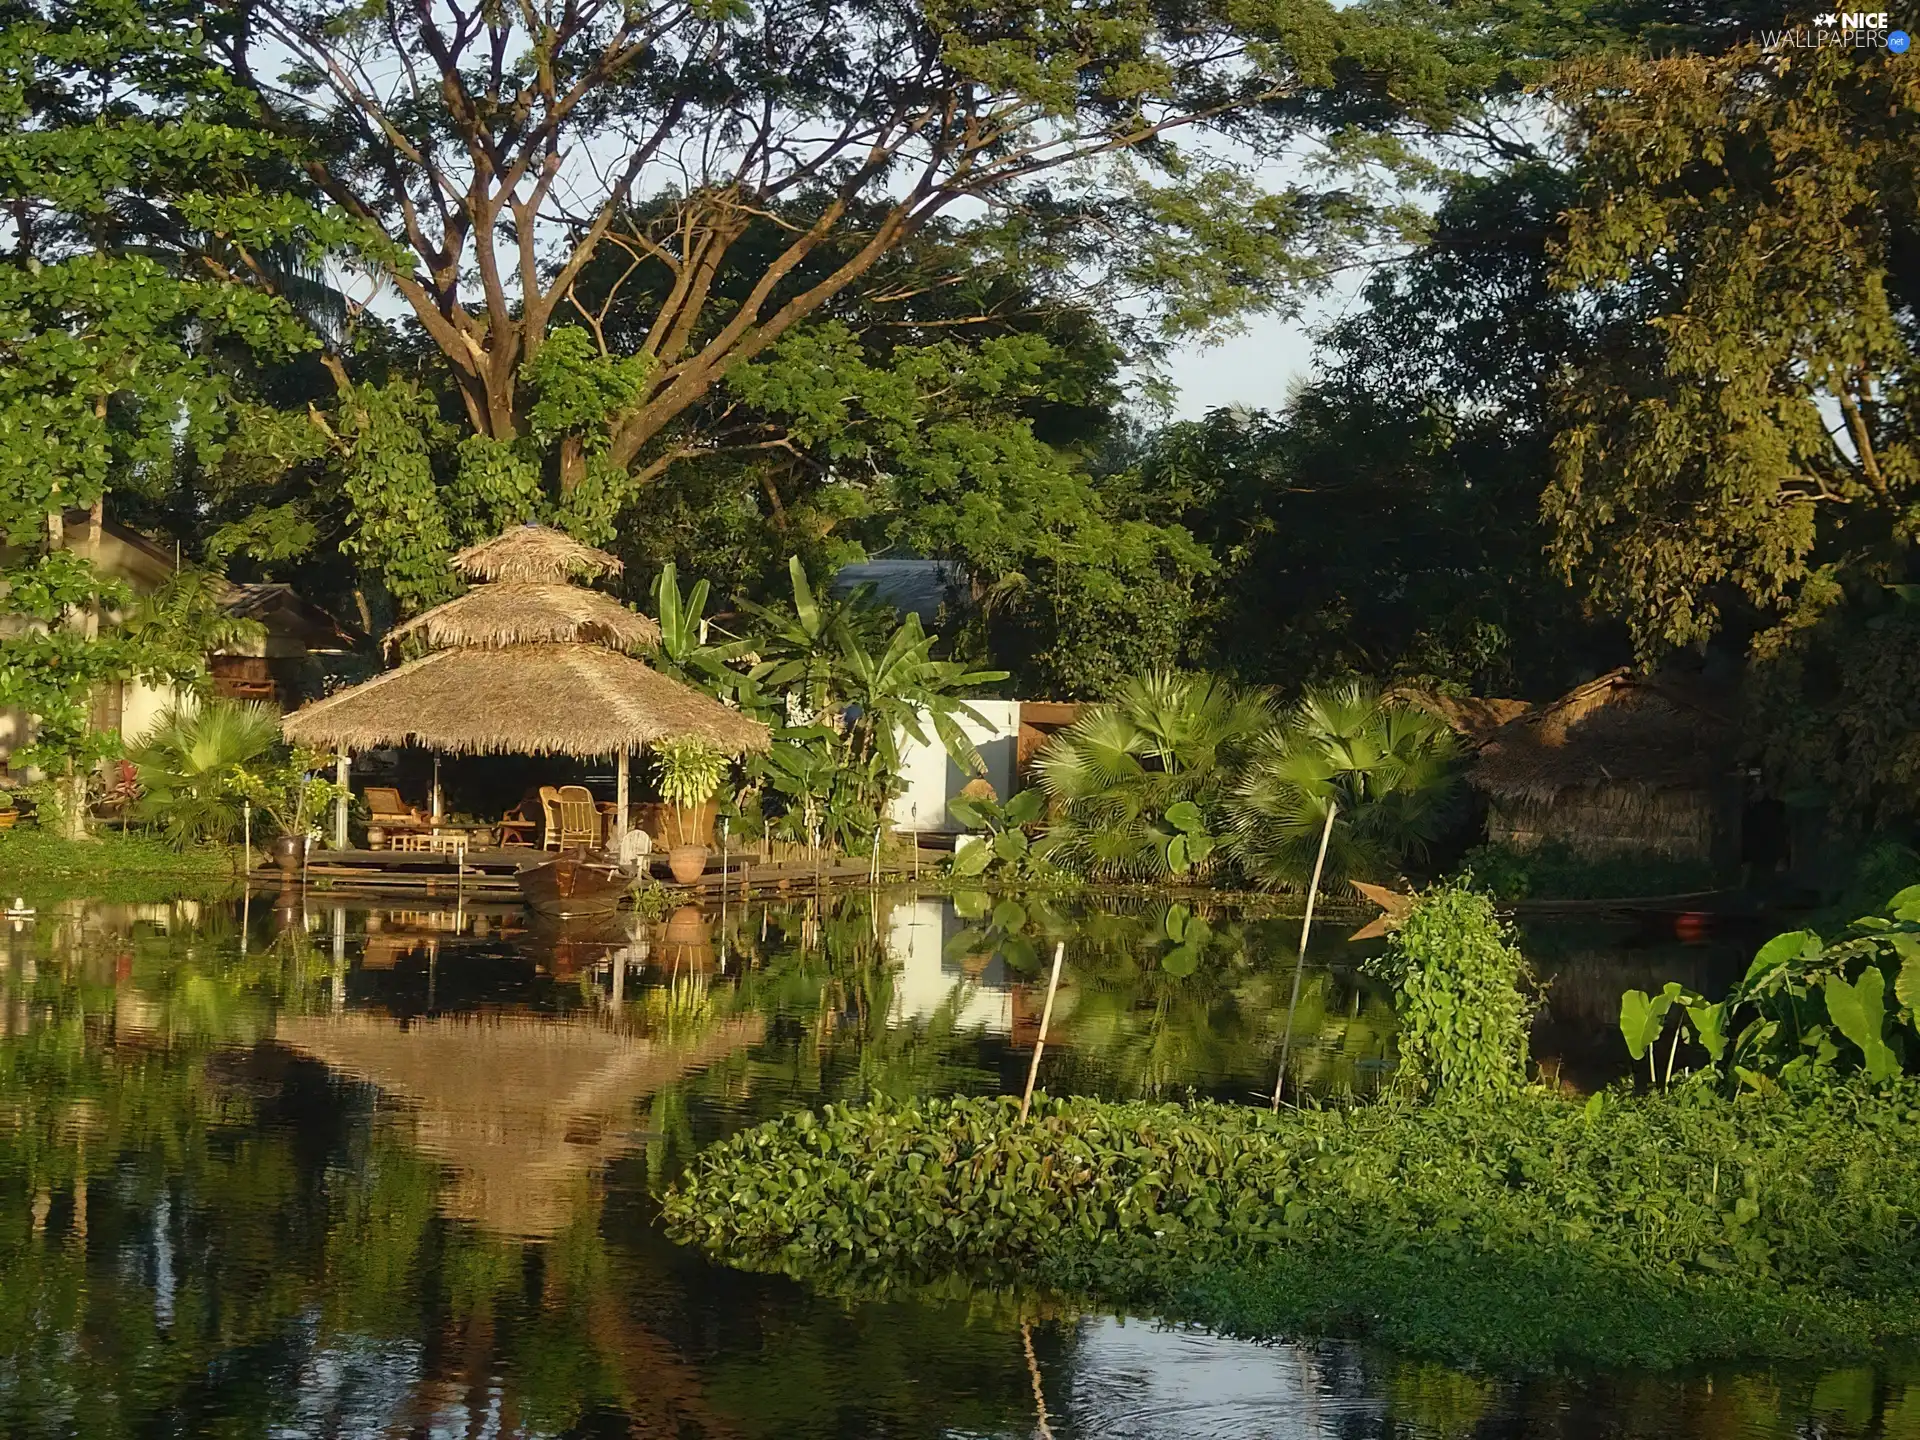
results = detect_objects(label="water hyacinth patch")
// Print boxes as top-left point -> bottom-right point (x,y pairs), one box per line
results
663,1084 -> 1920,1370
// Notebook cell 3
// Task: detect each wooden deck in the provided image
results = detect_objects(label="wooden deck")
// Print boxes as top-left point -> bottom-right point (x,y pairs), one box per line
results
260,845 -> 903,900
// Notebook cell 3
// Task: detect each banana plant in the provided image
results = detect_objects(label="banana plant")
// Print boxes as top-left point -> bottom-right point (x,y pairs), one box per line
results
649,562 -> 764,711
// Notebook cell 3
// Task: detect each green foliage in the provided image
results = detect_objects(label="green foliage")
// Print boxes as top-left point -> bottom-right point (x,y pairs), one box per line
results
665,1081 -> 1920,1370
0,0 -> 349,787
1460,840 -> 1715,902
948,788 -> 1047,881
131,699 -> 342,845
1366,883 -> 1535,1098
653,738 -> 729,813
1623,886 -> 1920,1089
1231,684 -> 1464,891
130,700 -> 282,846
739,558 -> 1006,850
0,827 -> 236,880
1035,672 -> 1272,884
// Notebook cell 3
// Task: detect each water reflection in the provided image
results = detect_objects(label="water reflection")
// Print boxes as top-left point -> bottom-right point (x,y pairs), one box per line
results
0,888 -> 1892,1437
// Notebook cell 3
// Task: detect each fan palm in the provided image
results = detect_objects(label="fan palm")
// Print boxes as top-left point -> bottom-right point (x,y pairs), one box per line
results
1230,683 -> 1464,891
131,699 -> 284,848
1035,672 -> 1273,882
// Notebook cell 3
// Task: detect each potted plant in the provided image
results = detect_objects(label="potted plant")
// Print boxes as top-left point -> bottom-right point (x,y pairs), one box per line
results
654,739 -> 728,884
244,746 -> 347,874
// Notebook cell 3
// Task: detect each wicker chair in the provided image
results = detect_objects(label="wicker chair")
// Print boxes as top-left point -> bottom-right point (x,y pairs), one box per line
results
554,784 -> 601,849
364,787 -> 431,843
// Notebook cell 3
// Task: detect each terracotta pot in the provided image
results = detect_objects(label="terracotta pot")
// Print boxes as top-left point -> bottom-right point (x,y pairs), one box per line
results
665,904 -> 709,946
0,809 -> 16,830
271,833 -> 309,875
667,844 -> 708,884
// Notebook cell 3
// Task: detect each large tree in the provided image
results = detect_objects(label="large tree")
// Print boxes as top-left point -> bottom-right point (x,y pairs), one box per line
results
1547,45 -> 1919,818
201,0 -> 1473,606
0,0 -> 341,828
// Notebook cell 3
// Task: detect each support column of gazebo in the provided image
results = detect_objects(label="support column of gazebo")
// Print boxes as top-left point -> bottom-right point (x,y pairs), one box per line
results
284,525 -> 768,859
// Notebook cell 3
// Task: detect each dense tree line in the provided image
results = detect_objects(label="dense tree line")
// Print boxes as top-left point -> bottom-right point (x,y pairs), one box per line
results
2,0 -> 1913,826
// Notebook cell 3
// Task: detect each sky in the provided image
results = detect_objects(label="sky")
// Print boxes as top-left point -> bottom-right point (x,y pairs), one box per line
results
1159,272 -> 1374,420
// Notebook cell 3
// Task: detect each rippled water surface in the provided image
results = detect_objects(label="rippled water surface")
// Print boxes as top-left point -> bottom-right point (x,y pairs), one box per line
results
0,886 -> 1900,1437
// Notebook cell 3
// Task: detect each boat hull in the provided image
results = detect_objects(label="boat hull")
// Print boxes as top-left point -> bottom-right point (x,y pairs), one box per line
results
516,854 -> 630,917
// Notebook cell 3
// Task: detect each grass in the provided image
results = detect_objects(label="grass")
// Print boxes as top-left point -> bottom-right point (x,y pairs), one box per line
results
0,826 -> 241,902
663,1082 -> 1920,1372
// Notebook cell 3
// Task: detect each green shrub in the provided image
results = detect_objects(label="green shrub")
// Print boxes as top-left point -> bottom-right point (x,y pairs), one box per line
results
1620,883 -> 1920,1088
1367,882 -> 1535,1096
1229,684 -> 1464,891
664,1082 -> 1920,1369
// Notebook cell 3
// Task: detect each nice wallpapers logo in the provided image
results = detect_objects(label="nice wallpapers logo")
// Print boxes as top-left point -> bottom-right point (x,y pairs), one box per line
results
1763,10 -> 1913,47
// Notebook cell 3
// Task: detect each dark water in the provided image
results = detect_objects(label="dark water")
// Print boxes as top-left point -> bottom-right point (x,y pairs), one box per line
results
0,886 -> 1901,1438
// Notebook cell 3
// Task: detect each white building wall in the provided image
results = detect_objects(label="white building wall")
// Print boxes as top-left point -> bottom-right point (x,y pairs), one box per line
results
886,699 -> 1021,834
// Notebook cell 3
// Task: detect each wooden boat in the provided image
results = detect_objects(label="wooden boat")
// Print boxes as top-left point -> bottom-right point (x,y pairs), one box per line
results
515,852 -> 631,918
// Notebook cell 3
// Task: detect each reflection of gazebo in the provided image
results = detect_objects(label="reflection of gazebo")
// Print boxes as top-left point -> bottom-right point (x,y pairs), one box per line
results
281,525 -> 768,846
276,1010 -> 763,1236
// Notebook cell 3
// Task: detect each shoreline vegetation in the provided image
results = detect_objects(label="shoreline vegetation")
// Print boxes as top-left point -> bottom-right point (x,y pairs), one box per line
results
0,830 -> 242,902
664,885 -> 1920,1372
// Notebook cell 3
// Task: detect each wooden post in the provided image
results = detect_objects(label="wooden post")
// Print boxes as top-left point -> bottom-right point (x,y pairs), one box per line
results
242,800 -> 251,877
1272,800 -> 1339,1112
333,753 -> 350,849
613,749 -> 629,853
1019,942 -> 1067,1122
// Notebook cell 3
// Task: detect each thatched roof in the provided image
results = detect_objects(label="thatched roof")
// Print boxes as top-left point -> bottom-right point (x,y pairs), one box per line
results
387,582 -> 660,653
1391,689 -> 1533,747
452,524 -> 621,584
1470,669 -> 1733,803
282,644 -> 770,756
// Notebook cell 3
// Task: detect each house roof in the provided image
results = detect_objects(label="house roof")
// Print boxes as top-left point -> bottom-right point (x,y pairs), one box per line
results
220,583 -> 357,652
833,558 -> 966,624
1390,689 -> 1533,747
1469,668 -> 1734,802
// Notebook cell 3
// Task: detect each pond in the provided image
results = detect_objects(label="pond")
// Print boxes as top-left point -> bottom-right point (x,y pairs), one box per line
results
0,886 -> 1907,1438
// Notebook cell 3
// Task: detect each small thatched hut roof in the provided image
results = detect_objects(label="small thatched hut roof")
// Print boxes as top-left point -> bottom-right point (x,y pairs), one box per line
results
452,524 -> 621,584
282,644 -> 768,756
387,582 -> 659,653
1390,689 -> 1533,748
1470,669 -> 1732,803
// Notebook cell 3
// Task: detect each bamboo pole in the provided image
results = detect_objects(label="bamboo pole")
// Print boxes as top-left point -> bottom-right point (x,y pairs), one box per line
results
332,754 -> 350,849
1271,800 -> 1338,1112
1019,942 -> 1067,1122
613,749 -> 629,853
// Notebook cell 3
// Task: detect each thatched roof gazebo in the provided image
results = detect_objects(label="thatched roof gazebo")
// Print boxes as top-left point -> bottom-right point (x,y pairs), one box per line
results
283,524 -> 768,847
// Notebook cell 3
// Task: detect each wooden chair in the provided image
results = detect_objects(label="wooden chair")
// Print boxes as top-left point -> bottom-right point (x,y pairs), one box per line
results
554,784 -> 601,850
364,787 -> 431,838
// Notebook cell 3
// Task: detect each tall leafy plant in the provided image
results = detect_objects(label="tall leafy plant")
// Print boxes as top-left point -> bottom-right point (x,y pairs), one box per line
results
1621,885 -> 1920,1089
1230,684 -> 1464,891
1035,672 -> 1272,883
1365,882 -> 1536,1097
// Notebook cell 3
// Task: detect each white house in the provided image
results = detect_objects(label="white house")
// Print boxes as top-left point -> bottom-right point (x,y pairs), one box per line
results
886,698 -> 1082,834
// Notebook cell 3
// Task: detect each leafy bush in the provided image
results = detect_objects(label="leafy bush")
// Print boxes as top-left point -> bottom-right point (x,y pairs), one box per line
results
1035,671 -> 1270,883
1459,840 -> 1714,901
130,700 -> 283,847
1366,882 -> 1536,1097
1230,683 -> 1464,890
1621,884 -> 1920,1089
948,788 -> 1046,879
664,1082 -> 1920,1369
